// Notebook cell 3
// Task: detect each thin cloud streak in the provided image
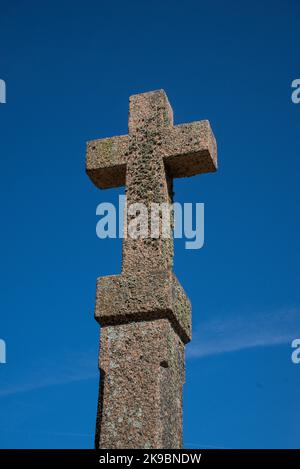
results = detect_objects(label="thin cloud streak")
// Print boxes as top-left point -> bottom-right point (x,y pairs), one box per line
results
1,309 -> 299,395
187,308 -> 300,359
0,350 -> 98,398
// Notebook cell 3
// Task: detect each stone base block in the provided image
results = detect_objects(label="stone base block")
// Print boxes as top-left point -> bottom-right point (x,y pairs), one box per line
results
96,318 -> 185,449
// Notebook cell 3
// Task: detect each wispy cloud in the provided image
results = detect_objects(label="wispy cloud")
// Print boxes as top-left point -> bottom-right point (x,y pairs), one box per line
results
2,429 -> 94,438
1,309 -> 299,396
187,308 -> 300,359
184,441 -> 227,449
0,350 -> 98,398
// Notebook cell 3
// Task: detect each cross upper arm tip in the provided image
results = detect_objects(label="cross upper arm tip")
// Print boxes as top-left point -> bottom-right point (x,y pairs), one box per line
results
129,88 -> 167,99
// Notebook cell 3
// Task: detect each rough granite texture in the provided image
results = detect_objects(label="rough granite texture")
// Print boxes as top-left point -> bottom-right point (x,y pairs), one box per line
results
86,90 -> 217,449
95,271 -> 191,345
95,319 -> 185,449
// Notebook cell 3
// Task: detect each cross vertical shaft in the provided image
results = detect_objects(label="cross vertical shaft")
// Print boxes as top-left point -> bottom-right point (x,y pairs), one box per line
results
86,90 -> 217,448
123,91 -> 174,274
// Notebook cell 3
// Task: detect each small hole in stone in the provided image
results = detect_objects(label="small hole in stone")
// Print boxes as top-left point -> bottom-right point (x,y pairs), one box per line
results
160,360 -> 169,368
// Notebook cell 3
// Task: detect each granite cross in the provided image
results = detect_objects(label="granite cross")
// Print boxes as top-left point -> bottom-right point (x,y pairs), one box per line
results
86,90 -> 217,449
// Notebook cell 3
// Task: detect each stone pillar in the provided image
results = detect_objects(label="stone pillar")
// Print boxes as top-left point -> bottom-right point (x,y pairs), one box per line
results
85,89 -> 217,449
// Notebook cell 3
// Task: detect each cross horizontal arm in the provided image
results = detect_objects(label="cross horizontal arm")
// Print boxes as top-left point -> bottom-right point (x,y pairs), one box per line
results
86,134 -> 129,189
161,120 -> 217,178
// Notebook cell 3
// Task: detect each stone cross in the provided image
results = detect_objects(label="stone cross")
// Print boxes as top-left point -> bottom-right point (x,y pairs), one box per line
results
86,90 -> 217,449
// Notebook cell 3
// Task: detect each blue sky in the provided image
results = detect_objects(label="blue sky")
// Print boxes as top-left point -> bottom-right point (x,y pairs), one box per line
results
0,0 -> 299,448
